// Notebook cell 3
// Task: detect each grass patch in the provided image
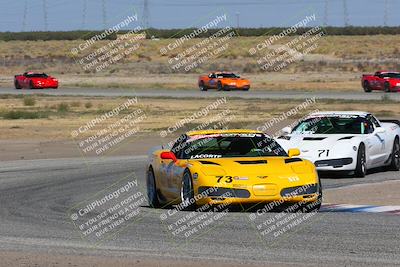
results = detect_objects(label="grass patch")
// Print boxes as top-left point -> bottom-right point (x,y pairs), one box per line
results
23,96 -> 36,106
70,101 -> 81,107
0,94 -> 24,99
84,102 -> 93,108
57,102 -> 70,112
0,110 -> 49,119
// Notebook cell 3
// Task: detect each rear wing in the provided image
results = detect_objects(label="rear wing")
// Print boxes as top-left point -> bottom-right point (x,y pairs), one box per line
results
380,119 -> 400,126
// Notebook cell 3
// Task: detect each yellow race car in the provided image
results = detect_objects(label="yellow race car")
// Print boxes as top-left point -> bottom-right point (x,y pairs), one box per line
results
147,129 -> 322,212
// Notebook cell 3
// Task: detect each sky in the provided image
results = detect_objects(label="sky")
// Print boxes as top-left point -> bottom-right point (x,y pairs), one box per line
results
0,0 -> 399,32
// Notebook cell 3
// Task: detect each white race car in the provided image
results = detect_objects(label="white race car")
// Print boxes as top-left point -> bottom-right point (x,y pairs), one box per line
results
277,111 -> 400,177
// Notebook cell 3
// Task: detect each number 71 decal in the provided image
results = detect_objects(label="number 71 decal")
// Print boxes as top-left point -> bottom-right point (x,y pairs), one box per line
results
318,149 -> 330,157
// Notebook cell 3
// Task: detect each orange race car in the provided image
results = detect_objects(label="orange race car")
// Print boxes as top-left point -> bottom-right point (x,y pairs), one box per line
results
198,72 -> 250,91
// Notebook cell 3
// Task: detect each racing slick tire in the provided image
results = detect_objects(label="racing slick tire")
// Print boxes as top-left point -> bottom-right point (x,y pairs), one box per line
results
199,81 -> 207,91
180,170 -> 196,211
14,80 -> 21,89
355,144 -> 367,178
147,168 -> 161,208
217,81 -> 223,91
29,81 -> 35,89
384,82 -> 391,93
388,137 -> 400,171
363,81 -> 371,93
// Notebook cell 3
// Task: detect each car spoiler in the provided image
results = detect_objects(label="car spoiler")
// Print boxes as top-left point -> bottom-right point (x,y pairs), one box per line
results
380,119 -> 400,126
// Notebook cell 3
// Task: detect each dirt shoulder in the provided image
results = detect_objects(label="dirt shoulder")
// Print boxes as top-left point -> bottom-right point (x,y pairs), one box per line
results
324,180 -> 400,206
0,137 -> 156,161
0,95 -> 398,143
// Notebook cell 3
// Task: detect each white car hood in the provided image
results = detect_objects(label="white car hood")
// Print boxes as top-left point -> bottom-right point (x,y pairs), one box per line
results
278,134 -> 359,162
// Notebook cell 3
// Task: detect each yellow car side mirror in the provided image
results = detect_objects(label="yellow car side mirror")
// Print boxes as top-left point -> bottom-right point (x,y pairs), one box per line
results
288,148 -> 300,158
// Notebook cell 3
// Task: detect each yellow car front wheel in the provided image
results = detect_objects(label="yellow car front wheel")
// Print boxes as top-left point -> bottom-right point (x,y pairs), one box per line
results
180,170 -> 196,211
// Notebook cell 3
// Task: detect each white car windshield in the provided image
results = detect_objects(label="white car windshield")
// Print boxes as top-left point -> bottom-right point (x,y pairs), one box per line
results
292,116 -> 373,134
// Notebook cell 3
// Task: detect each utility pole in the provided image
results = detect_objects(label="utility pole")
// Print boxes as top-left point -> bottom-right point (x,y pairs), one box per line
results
143,0 -> 150,29
82,0 -> 87,29
22,0 -> 27,31
384,0 -> 389,26
102,0 -> 107,29
236,12 -> 240,29
343,0 -> 349,26
43,0 -> 48,31
323,0 -> 328,26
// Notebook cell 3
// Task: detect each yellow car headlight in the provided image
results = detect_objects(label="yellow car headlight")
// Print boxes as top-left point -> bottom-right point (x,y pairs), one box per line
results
291,162 -> 314,174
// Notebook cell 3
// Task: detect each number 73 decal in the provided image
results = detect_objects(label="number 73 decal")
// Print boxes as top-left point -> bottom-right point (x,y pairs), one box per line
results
318,149 -> 330,157
216,175 -> 233,183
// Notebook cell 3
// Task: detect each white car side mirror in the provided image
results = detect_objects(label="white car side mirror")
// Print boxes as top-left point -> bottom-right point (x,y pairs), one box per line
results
282,127 -> 292,135
375,127 -> 386,134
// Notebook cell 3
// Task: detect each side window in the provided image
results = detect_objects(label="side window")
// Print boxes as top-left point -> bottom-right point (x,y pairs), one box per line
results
171,134 -> 187,158
364,118 -> 375,134
370,116 -> 381,128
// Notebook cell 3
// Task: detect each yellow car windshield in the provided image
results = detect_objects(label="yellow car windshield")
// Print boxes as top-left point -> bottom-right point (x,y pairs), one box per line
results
178,134 -> 287,159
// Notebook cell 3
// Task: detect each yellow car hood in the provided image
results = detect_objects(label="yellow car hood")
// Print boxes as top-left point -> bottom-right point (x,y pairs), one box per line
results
189,157 -> 313,177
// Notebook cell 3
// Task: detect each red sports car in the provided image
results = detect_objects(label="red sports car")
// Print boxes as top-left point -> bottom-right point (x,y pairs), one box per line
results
361,71 -> 400,93
14,72 -> 58,89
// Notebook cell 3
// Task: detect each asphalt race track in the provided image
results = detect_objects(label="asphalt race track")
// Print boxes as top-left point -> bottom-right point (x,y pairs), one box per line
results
1,87 -> 400,101
1,156 -> 399,266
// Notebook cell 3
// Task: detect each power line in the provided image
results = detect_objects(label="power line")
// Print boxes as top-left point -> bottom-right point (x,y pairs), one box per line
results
143,0 -> 150,29
22,0 -> 27,31
43,0 -> 48,31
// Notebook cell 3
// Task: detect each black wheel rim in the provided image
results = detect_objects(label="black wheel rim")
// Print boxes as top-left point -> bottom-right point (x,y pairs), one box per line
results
364,82 -> 369,91
147,171 -> 156,202
394,141 -> 400,168
180,173 -> 192,204
360,147 -> 366,174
